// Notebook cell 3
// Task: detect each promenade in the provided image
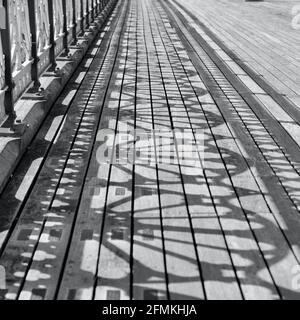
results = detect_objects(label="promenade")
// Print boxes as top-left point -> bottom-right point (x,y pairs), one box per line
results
0,0 -> 300,300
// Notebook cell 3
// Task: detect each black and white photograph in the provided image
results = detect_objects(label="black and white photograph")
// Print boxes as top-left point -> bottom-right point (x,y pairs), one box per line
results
0,0 -> 300,312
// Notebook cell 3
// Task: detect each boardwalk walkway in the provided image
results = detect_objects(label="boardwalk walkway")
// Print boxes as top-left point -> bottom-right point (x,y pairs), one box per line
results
0,0 -> 300,300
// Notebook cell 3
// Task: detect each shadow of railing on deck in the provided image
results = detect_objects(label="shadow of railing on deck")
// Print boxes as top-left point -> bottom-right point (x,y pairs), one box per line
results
1,47 -> 300,301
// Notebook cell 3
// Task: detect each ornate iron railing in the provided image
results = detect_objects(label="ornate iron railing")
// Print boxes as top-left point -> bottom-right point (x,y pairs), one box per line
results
0,1 -> 6,122
0,0 -> 110,123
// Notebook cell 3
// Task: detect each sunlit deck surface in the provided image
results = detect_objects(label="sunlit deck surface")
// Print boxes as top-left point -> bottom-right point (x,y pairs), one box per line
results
1,0 -> 300,300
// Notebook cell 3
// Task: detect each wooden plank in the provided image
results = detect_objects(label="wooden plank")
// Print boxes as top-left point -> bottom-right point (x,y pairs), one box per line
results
94,4 -> 135,299
56,2 -> 129,301
132,0 -> 167,300
159,1 -> 285,299
187,77 -> 283,299
256,94 -> 300,147
162,4 -> 300,297
55,87 -> 122,299
145,2 -> 205,300
153,7 -> 243,299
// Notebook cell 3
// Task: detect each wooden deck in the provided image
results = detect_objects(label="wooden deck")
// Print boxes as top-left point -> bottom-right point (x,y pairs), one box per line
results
0,0 -> 300,300
174,0 -> 300,108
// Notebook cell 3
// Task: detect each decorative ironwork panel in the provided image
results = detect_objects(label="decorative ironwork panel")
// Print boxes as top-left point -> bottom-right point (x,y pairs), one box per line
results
53,0 -> 64,56
9,0 -> 31,74
75,0 -> 82,34
66,0 -> 73,31
75,0 -> 81,21
0,0 -> 114,116
0,2 -> 5,90
9,0 -> 32,102
35,0 -> 50,55
0,1 -> 5,121
83,0 -> 87,17
53,0 -> 64,40
0,38 -> 4,90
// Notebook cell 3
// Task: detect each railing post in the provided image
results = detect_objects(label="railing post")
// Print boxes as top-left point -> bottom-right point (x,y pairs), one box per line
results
80,0 -> 84,35
28,0 -> 41,91
2,0 -> 15,118
62,0 -> 69,55
48,0 -> 57,71
91,0 -> 94,22
86,0 -> 89,28
94,0 -> 98,16
72,0 -> 77,44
